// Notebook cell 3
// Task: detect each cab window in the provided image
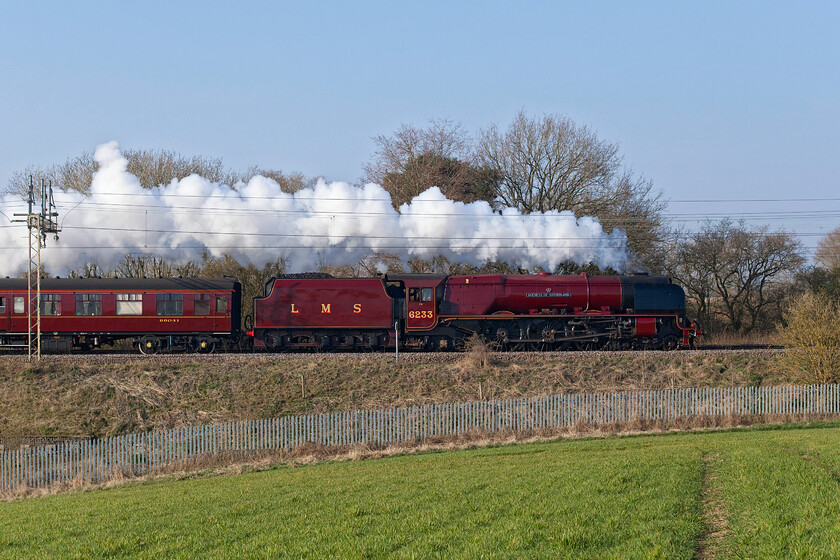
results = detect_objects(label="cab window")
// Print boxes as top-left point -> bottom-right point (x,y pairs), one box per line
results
421,288 -> 433,302
13,297 -> 24,313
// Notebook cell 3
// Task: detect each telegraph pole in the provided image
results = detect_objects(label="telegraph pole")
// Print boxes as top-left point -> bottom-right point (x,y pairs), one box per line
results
13,177 -> 60,361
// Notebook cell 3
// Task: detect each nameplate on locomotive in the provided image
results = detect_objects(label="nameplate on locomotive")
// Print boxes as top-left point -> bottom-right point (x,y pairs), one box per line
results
526,292 -> 571,298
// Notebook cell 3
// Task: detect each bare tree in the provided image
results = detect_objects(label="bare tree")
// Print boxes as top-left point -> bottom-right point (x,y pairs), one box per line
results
6,150 -> 316,197
476,111 -> 665,269
114,255 -> 186,278
6,153 -> 97,198
124,150 -> 238,188
248,169 -> 317,193
66,262 -> 111,279
380,153 -> 498,208
363,119 -> 470,184
665,220 -> 804,334
317,253 -> 405,278
200,254 -> 286,323
797,265 -> 840,302
361,120 -> 496,208
477,111 -> 617,213
815,226 -> 840,270
778,291 -> 840,383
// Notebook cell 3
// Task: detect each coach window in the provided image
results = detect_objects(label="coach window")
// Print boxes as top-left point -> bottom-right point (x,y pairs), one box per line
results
40,294 -> 61,316
116,293 -> 142,315
75,294 -> 102,316
13,297 -> 24,313
409,288 -> 420,302
421,288 -> 433,302
0,297 -> 5,312
216,296 -> 227,313
194,294 -> 210,315
157,294 -> 183,315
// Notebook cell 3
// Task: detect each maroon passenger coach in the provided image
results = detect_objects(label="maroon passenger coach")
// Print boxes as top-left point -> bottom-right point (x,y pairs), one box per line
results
0,277 -> 240,353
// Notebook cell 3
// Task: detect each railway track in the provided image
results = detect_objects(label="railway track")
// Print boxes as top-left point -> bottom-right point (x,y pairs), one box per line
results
0,347 -> 784,363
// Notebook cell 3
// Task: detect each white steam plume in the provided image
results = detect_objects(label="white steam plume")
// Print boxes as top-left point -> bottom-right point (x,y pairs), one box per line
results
0,142 -> 629,275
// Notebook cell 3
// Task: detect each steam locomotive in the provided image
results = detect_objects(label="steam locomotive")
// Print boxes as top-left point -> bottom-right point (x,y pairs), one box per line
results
252,272 -> 700,351
0,272 -> 700,353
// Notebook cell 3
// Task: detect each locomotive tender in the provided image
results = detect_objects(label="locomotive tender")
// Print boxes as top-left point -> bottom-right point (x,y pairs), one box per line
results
0,272 -> 699,353
252,272 -> 700,351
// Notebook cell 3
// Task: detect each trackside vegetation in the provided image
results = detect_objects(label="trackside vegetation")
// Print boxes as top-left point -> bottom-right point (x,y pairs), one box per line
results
1,422 -> 839,558
0,352 -> 790,438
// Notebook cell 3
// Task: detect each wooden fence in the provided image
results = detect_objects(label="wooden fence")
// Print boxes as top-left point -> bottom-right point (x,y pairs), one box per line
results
3,383 -> 839,492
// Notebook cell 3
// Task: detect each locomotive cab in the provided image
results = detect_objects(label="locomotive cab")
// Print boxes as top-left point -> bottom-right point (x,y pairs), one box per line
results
384,275 -> 446,332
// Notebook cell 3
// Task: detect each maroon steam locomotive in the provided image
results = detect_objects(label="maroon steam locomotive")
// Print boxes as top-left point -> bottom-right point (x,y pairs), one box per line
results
252,272 -> 700,351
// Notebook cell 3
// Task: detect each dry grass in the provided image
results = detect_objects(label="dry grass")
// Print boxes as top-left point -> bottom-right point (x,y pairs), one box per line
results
697,452 -> 729,560
0,351 -> 794,440
699,331 -> 778,347
456,333 -> 497,370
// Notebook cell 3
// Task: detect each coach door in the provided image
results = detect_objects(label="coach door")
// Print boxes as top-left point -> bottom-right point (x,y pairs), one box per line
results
0,295 -> 7,333
405,280 -> 439,331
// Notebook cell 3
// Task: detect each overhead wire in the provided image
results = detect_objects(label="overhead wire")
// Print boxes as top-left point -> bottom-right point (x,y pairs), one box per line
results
1,191 -> 837,258
16,190 -> 840,204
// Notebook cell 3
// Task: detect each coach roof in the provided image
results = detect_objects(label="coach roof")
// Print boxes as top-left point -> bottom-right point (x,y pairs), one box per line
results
0,277 -> 239,292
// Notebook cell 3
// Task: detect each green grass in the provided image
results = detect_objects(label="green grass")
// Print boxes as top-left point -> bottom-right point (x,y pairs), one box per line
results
2,423 -> 840,559
714,428 -> 840,558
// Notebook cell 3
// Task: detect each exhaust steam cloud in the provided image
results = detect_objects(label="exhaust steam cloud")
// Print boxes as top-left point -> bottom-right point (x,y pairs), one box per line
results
0,142 -> 630,275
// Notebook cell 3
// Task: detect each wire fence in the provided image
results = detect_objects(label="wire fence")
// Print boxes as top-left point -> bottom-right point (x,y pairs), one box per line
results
3,383 -> 839,492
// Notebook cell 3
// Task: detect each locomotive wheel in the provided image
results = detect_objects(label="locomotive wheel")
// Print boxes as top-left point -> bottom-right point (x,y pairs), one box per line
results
494,327 -> 510,348
423,336 -> 441,351
370,333 -> 383,350
601,338 -> 622,351
138,336 -> 161,355
315,334 -> 334,352
355,335 -> 371,352
488,320 -> 527,350
528,321 -> 556,351
479,322 -> 500,349
660,334 -> 680,351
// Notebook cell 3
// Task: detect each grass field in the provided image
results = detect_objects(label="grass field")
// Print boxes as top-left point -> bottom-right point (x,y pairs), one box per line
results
2,422 -> 840,559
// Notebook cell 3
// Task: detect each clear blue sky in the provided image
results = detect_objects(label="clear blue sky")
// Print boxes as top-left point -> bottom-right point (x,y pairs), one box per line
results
2,1 -> 838,256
